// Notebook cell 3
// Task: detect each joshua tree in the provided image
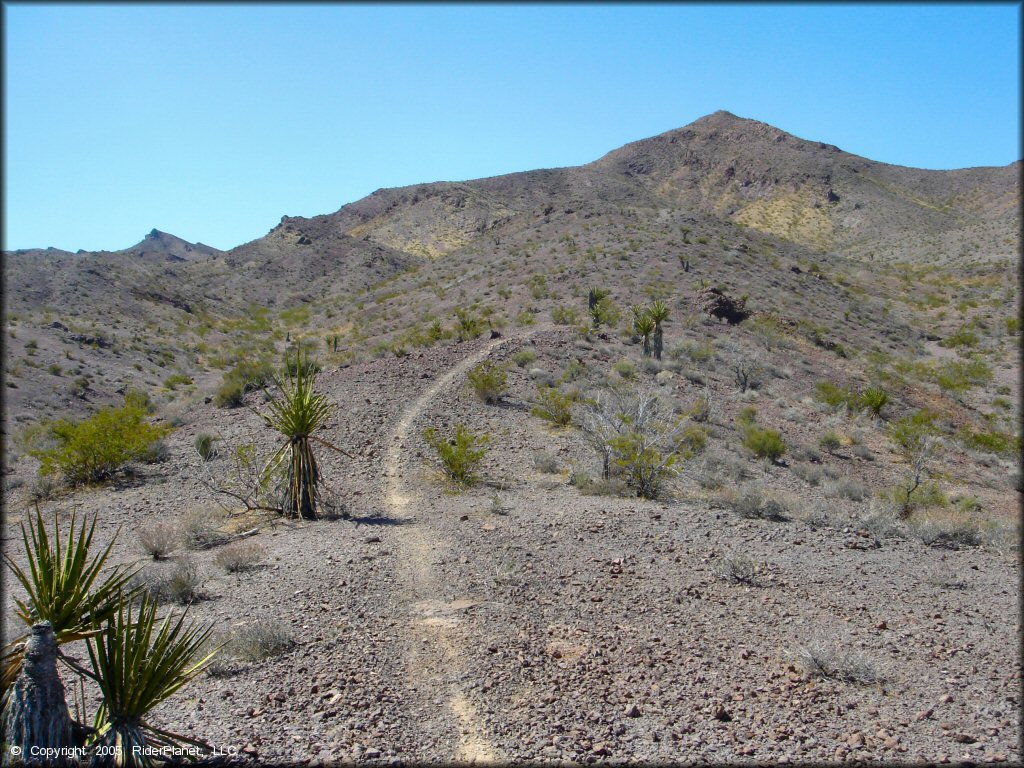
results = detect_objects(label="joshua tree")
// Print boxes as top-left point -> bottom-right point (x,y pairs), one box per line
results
631,307 -> 655,357
647,300 -> 670,361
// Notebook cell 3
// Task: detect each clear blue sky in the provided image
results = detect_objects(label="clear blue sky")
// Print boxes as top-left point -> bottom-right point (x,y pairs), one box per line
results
3,3 -> 1020,252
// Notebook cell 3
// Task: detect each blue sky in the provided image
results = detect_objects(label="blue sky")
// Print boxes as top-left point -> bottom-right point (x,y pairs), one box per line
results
3,3 -> 1020,252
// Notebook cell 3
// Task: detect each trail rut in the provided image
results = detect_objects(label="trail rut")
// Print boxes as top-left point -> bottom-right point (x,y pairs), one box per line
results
384,337 -> 512,763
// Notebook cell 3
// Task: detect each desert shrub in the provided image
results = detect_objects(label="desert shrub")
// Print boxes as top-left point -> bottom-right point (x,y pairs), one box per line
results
790,639 -> 882,685
515,309 -> 536,327
467,360 -> 508,404
551,306 -> 579,326
725,485 -> 789,521
824,477 -> 869,502
214,540 -> 268,573
569,469 -> 629,497
742,425 -> 786,462
576,384 -> 694,499
612,359 -> 636,380
905,510 -> 981,549
180,507 -> 230,550
888,409 -> 942,514
163,373 -> 192,390
137,521 -> 181,560
736,406 -> 758,428
532,451 -> 560,473
855,500 -> 902,539
939,327 -> 980,348
423,423 -> 489,486
815,381 -> 856,410
136,556 -> 203,605
28,401 -> 172,485
716,554 -> 759,585
792,462 -> 824,486
531,385 -> 575,426
849,443 -> 875,461
194,433 -> 219,461
512,349 -> 537,368
957,427 -> 1019,458
560,359 -> 587,382
671,341 -> 715,364
695,452 -> 748,489
217,359 -> 274,408
818,430 -> 843,454
230,620 -> 294,661
140,439 -> 171,464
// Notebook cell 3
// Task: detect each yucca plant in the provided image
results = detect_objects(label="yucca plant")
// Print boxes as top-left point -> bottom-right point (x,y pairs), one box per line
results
2,508 -> 139,695
259,352 -> 343,519
87,594 -> 218,767
647,300 -> 670,361
631,307 -> 655,358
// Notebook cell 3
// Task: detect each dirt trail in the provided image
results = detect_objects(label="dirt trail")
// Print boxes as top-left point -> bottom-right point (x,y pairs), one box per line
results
384,336 -> 512,763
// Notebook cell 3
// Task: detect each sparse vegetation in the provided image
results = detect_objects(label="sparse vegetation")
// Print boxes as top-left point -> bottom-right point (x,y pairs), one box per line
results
26,398 -> 172,485
423,423 -> 489,486
531,385 -> 575,426
467,360 -> 508,404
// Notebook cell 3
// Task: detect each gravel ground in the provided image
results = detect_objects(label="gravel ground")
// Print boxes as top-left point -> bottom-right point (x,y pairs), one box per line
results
2,326 -> 1019,766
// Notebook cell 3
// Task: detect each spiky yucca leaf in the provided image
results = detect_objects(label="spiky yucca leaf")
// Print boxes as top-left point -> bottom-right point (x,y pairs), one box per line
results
2,508 -> 139,694
87,594 -> 219,767
258,351 -> 338,519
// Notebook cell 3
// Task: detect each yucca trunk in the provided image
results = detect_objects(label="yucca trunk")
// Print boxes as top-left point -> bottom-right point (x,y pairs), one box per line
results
653,326 -> 664,361
1,623 -> 79,762
286,438 -> 320,519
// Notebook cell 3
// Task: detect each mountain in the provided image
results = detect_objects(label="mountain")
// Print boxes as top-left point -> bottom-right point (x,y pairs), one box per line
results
2,111 -> 1019,430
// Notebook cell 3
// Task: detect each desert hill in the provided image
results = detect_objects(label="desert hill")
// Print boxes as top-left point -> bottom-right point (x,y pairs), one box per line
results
1,111 -> 1020,765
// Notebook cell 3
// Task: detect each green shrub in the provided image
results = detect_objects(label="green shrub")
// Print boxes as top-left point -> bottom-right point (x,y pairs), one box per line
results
815,381 -> 856,409
214,380 -> 245,408
958,427 -> 1020,458
551,306 -> 579,326
512,349 -> 537,368
423,424 -> 489,486
467,361 -> 507,404
939,327 -> 980,348
818,431 -> 843,453
215,358 -> 274,408
163,373 -> 193,390
743,425 -> 786,462
29,402 -> 172,485
612,359 -> 636,379
736,406 -> 758,429
515,310 -> 536,327
531,386 -> 575,426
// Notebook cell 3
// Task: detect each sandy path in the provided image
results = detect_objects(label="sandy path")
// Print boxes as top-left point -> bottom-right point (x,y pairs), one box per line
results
384,336 -> 513,763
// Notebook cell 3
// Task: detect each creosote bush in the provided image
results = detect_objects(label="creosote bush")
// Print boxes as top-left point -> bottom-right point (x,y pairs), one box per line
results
467,360 -> 508,404
423,423 -> 489,486
742,425 -> 787,463
531,385 -> 575,426
27,399 -> 172,485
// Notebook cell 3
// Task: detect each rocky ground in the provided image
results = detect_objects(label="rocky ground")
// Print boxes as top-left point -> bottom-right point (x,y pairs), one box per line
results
2,326 -> 1020,766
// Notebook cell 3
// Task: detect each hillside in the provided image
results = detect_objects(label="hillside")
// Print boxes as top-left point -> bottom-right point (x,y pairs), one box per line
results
1,111 -> 1020,764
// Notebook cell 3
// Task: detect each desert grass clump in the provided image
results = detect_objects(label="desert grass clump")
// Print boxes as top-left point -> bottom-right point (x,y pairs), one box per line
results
214,540 -> 268,573
144,555 -> 204,605
512,349 -> 537,368
260,352 -> 340,519
725,485 -> 789,521
695,452 -> 748,489
532,451 -> 560,474
789,638 -> 882,685
229,620 -> 294,661
137,520 -> 181,560
905,510 -> 982,549
423,424 -> 489,486
792,462 -> 824,486
194,433 -> 219,461
818,430 -> 843,454
824,477 -> 870,502
180,507 -> 230,550
467,360 -> 508,404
